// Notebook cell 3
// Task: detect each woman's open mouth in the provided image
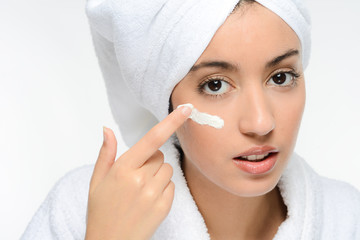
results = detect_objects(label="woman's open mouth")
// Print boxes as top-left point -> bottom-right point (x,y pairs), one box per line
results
234,152 -> 274,162
232,147 -> 279,174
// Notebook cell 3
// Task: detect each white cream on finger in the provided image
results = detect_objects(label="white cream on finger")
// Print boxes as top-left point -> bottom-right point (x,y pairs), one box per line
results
177,103 -> 224,129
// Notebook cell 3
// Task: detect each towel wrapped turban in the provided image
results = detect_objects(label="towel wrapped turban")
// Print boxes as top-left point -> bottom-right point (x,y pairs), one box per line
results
86,0 -> 311,146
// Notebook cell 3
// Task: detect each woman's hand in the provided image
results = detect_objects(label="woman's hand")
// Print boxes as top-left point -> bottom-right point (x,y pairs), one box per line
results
85,105 -> 192,240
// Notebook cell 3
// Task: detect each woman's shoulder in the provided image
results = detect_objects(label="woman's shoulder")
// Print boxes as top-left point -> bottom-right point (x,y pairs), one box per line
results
294,153 -> 360,206
319,175 -> 360,215
320,175 -> 360,201
287,154 -> 360,239
53,164 -> 95,196
317,174 -> 360,238
21,164 -> 94,240
43,164 -> 95,210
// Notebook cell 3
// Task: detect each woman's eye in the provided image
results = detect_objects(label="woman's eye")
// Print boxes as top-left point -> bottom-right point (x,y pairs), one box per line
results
267,72 -> 298,87
201,79 -> 231,96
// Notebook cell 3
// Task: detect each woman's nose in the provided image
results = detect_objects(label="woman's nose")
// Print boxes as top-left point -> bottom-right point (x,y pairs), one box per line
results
238,87 -> 275,136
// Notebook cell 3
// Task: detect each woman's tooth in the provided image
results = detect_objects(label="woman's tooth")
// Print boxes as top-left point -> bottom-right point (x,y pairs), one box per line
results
240,153 -> 270,161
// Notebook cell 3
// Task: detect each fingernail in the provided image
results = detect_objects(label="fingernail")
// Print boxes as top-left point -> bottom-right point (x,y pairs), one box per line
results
177,103 -> 193,117
181,106 -> 192,116
103,126 -> 107,143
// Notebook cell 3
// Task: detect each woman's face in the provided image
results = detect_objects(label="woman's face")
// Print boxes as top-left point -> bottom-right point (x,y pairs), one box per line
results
171,2 -> 305,197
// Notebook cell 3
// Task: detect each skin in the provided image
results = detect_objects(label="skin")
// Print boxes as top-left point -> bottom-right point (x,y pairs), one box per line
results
86,107 -> 192,240
86,2 -> 305,240
171,2 -> 305,240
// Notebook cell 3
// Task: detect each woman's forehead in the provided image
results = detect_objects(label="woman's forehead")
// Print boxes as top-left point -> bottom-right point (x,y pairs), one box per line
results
194,3 -> 301,68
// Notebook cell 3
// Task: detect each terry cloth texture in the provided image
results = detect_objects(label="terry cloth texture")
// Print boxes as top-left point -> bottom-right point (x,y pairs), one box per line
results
21,152 -> 360,239
85,0 -> 311,147
22,1 -> 358,239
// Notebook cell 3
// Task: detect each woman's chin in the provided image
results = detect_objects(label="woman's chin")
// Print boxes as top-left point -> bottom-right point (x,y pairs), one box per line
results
220,173 -> 282,198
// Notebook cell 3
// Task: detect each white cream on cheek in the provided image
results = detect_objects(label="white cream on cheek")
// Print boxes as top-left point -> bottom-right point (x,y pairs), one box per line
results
177,103 -> 224,129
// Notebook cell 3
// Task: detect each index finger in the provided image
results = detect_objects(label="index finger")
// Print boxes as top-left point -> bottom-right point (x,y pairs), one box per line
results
119,104 -> 192,168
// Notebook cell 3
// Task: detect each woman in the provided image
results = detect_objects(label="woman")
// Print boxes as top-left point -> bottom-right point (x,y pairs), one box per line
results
22,0 -> 360,239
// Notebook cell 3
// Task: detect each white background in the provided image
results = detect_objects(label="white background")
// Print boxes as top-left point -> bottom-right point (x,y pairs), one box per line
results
1,0 -> 359,238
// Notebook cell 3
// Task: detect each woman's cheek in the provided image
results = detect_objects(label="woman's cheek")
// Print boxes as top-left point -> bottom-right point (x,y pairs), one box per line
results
274,86 -> 305,152
176,120 -> 225,164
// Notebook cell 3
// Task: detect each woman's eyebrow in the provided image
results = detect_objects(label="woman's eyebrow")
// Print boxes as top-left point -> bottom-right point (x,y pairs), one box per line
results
189,49 -> 299,73
266,49 -> 299,68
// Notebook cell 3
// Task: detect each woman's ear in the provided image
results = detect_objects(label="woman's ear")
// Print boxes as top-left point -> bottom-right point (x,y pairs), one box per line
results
168,94 -> 174,114
173,135 -> 185,164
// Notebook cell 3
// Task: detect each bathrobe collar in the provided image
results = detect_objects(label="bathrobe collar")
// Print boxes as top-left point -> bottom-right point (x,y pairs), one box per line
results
152,142 -> 323,240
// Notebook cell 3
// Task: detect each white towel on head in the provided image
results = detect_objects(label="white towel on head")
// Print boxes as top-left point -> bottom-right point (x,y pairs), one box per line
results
85,0 -> 311,147
256,0 -> 311,67
21,2 -> 360,239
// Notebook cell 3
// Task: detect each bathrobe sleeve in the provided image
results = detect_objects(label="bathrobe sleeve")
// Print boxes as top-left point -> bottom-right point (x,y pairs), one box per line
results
21,165 -> 94,240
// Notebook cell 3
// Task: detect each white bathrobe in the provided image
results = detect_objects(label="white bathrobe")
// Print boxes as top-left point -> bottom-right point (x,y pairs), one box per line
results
21,143 -> 360,240
21,0 -> 360,239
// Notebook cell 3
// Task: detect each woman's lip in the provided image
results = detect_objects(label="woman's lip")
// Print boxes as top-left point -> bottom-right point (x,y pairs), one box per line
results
233,145 -> 278,158
233,152 -> 278,175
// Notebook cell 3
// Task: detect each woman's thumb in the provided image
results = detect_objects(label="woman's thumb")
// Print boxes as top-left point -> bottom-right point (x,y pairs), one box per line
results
89,126 -> 118,192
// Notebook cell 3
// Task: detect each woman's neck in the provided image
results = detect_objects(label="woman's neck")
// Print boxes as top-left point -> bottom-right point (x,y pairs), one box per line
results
182,160 -> 287,240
